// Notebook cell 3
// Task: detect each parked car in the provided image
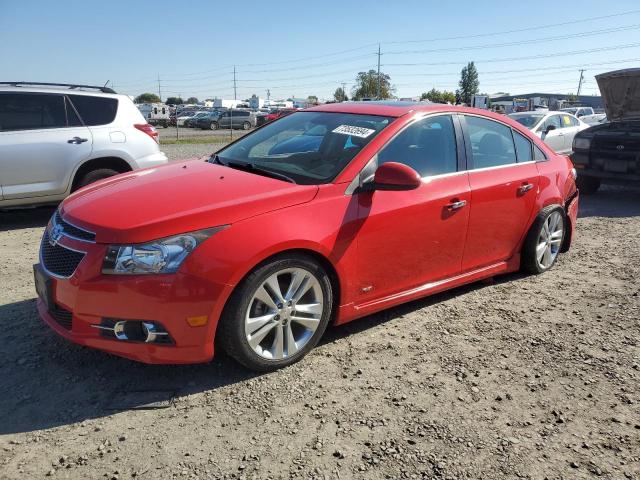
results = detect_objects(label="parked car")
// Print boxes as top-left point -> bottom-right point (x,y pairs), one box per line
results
571,68 -> 640,194
184,111 -> 210,127
265,108 -> 297,123
176,111 -> 197,126
508,111 -> 590,155
0,82 -> 168,208
580,113 -> 608,126
560,106 -> 595,118
34,102 -> 578,371
218,109 -> 256,130
194,111 -> 224,130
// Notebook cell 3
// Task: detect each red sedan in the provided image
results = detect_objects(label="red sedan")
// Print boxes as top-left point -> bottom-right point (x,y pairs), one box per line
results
34,102 -> 579,371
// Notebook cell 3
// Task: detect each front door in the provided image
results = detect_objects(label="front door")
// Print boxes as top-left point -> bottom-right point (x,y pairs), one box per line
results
356,114 -> 470,302
539,114 -> 565,153
0,92 -> 92,199
460,115 -> 540,271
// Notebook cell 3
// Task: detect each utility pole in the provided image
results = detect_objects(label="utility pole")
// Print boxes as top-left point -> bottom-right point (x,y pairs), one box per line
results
157,74 -> 162,102
576,69 -> 585,97
233,65 -> 237,100
341,82 -> 347,101
376,43 -> 382,100
266,89 -> 270,102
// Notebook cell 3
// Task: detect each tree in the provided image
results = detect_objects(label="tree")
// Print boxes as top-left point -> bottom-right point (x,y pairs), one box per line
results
456,61 -> 479,105
165,96 -> 184,105
352,69 -> 393,100
333,87 -> 348,102
420,88 -> 456,104
307,95 -> 319,105
134,93 -> 161,104
186,97 -> 199,104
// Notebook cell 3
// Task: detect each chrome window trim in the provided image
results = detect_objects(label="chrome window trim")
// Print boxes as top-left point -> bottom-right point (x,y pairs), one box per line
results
468,160 -> 536,174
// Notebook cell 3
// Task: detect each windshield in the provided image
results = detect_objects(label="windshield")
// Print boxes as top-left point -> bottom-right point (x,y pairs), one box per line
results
508,113 -> 545,129
216,111 -> 393,184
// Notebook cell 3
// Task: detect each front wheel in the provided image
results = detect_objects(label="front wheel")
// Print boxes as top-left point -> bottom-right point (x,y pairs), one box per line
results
217,254 -> 333,371
521,206 -> 566,274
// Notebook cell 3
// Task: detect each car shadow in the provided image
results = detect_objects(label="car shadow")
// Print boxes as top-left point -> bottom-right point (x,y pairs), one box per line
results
578,184 -> 640,218
0,272 -> 523,436
0,205 -> 56,232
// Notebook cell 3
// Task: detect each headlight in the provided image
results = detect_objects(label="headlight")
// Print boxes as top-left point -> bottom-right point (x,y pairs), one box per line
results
102,226 -> 226,275
573,137 -> 591,150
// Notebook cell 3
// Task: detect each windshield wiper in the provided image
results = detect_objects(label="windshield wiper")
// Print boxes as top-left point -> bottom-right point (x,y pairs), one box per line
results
208,154 -> 224,165
224,160 -> 296,184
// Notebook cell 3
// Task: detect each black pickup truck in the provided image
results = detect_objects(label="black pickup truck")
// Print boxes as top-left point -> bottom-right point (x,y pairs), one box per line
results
572,68 -> 640,194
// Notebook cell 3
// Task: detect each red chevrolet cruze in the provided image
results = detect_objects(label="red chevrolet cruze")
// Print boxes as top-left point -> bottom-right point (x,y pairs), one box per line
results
34,102 -> 579,371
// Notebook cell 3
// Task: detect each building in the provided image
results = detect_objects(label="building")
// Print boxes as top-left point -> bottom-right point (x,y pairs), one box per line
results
212,98 -> 244,109
490,93 -> 604,112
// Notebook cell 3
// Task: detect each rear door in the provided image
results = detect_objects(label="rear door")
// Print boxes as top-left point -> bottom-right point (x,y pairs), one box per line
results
0,92 -> 93,199
460,115 -> 540,272
539,114 -> 565,153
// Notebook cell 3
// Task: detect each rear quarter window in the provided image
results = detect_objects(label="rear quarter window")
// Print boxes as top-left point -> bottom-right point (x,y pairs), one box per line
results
67,95 -> 118,126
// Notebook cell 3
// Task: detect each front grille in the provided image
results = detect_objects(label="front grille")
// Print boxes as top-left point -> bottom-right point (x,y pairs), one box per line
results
41,231 -> 86,277
55,211 -> 95,242
49,304 -> 72,330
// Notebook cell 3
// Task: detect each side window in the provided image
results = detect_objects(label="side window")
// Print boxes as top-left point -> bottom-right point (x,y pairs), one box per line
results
377,114 -> 458,177
465,115 -> 516,169
561,115 -> 574,128
568,115 -> 580,127
544,115 -> 562,131
534,145 -> 547,161
67,95 -> 118,126
0,93 -> 66,131
513,130 -> 533,162
65,97 -> 83,127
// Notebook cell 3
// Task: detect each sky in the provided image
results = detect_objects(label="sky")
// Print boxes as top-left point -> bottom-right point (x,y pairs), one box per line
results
2,0 -> 640,102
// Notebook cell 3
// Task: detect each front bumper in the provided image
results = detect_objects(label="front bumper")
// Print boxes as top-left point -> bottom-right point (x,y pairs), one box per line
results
35,226 -> 232,364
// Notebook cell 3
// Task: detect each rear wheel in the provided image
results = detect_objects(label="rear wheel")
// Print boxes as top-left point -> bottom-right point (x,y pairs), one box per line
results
576,175 -> 600,195
242,121 -> 251,130
76,168 -> 120,189
217,254 -> 333,372
521,206 -> 566,274
209,122 -> 218,130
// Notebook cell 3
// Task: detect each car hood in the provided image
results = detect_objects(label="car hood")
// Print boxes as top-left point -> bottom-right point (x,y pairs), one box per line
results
60,161 -> 319,244
596,68 -> 640,122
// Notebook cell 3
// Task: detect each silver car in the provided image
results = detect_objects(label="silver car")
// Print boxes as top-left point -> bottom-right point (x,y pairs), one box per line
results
0,82 -> 168,208
508,111 -> 590,155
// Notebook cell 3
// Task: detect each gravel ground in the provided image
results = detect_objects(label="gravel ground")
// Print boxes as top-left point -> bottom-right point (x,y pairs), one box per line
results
161,143 -> 223,162
158,127 -> 249,141
158,127 -> 247,162
0,186 -> 639,480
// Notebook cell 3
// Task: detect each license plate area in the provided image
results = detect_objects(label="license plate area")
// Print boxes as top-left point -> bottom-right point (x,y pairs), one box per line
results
33,264 -> 53,310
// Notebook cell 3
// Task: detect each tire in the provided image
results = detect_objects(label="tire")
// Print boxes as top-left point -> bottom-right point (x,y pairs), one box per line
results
209,122 -> 218,130
576,175 -> 600,195
242,121 -> 251,130
521,205 -> 566,274
217,254 -> 333,372
76,168 -> 120,189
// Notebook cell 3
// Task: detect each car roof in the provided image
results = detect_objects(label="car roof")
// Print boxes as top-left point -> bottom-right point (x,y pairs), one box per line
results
0,85 -> 123,99
307,101 -> 515,122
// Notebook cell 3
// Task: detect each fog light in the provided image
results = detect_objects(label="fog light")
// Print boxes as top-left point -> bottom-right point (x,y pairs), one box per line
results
186,315 -> 208,327
92,319 -> 174,344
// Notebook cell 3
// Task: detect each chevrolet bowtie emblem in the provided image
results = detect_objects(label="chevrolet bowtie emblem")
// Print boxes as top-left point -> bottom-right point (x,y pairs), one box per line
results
49,223 -> 64,246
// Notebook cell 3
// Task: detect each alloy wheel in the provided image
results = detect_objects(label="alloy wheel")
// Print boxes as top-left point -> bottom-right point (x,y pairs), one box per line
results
244,267 -> 323,360
536,211 -> 564,269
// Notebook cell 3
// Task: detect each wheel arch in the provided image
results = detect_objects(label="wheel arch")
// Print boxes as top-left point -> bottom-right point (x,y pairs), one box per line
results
214,247 -> 342,337
70,157 -> 133,192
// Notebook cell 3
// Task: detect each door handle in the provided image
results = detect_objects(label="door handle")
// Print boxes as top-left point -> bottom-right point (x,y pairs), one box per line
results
446,200 -> 467,210
518,183 -> 534,194
67,137 -> 88,144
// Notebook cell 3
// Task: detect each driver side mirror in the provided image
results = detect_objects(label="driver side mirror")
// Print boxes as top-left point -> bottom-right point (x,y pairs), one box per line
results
361,162 -> 421,192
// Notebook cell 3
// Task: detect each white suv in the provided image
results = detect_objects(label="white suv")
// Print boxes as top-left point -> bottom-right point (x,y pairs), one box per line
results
0,82 -> 168,208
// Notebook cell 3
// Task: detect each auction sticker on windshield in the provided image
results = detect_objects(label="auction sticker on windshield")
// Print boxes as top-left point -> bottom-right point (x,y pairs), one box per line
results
332,125 -> 376,138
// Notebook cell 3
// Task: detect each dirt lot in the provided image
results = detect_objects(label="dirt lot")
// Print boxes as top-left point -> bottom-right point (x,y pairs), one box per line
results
0,187 -> 639,480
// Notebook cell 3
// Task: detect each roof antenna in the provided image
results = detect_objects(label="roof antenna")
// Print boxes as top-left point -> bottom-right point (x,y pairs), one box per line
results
103,80 -> 110,88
